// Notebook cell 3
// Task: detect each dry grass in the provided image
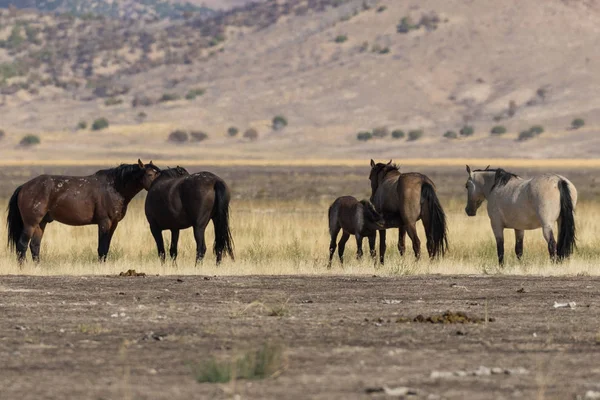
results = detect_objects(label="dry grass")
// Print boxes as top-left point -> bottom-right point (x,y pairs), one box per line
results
1,198 -> 600,276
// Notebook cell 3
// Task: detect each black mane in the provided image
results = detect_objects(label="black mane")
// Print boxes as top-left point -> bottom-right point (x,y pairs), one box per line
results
159,166 -> 190,179
474,167 -> 519,190
375,162 -> 401,175
95,163 -> 160,189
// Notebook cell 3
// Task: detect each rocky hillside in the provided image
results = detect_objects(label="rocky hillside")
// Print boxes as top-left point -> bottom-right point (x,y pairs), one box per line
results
0,0 -> 599,161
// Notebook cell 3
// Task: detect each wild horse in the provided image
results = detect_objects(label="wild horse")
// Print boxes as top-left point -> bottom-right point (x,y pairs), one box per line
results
369,160 -> 448,263
7,160 -> 161,263
465,165 -> 577,265
327,196 -> 384,267
144,167 -> 234,265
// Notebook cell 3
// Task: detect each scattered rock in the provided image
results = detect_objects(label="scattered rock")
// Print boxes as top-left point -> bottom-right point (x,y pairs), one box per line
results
15,325 -> 27,330
176,278 -> 184,283
381,299 -> 402,304
142,332 -> 167,341
431,366 -> 528,379
119,269 -> 146,277
365,386 -> 417,396
516,288 -> 526,293
456,330 -> 466,336
300,299 -> 314,304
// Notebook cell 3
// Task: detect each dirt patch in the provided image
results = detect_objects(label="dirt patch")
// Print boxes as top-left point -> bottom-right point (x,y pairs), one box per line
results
0,275 -> 599,399
396,311 -> 491,324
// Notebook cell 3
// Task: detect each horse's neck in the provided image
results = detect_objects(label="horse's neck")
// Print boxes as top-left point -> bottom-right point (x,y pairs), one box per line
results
113,181 -> 143,204
479,173 -> 497,198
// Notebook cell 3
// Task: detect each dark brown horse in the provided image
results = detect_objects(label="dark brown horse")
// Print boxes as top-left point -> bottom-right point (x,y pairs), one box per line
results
328,196 -> 384,267
144,167 -> 234,265
7,160 -> 161,263
369,160 -> 448,263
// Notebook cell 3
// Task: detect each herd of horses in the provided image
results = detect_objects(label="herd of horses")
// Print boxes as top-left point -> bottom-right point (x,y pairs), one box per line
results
5,159 -> 578,267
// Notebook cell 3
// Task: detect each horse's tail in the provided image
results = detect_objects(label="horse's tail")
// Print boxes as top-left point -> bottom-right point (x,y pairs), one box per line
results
212,180 -> 234,262
421,182 -> 448,258
7,185 -> 24,252
557,180 -> 576,259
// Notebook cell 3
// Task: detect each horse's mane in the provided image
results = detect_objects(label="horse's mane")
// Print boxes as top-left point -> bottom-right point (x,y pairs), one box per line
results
375,162 -> 401,175
159,166 -> 190,179
95,163 -> 159,187
474,167 -> 519,190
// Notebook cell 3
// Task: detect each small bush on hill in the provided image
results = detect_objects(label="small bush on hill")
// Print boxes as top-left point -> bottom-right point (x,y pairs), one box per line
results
460,125 -> 474,137
408,130 -> 423,141
77,121 -> 87,130
244,128 -> 259,141
272,116 -> 288,131
391,129 -> 405,139
190,131 -> 209,142
443,130 -> 458,139
357,131 -> 373,141
490,126 -> 507,135
20,134 -> 40,146
228,127 -> 239,137
572,118 -> 585,129
185,88 -> 206,100
529,125 -> 544,135
159,93 -> 180,103
168,130 -> 189,143
104,97 -> 123,106
372,127 -> 389,138
334,35 -> 348,43
91,118 -> 109,131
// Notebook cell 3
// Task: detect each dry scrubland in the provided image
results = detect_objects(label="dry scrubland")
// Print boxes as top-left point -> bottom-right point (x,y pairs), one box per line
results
2,162 -> 600,276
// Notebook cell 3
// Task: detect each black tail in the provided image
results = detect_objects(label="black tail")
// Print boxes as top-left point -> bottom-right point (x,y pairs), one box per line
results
212,180 -> 234,262
557,180 -> 576,259
7,185 -> 24,253
421,182 -> 448,258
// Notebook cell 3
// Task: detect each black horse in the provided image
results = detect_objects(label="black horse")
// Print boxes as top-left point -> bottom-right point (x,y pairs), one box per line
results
144,167 -> 234,265
7,160 -> 161,263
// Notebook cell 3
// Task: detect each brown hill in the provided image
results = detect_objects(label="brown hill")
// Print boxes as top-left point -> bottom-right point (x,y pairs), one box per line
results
0,0 -> 599,162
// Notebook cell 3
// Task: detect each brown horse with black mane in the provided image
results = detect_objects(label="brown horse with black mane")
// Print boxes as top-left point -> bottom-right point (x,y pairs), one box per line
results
369,160 -> 448,263
144,166 -> 234,265
7,160 -> 161,263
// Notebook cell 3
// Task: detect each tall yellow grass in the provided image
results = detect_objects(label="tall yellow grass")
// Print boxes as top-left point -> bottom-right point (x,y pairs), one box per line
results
1,198 -> 599,276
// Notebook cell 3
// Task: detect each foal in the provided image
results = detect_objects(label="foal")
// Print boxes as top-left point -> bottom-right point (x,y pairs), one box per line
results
328,196 -> 385,267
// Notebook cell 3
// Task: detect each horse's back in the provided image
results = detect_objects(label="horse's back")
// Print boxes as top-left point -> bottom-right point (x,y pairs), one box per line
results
329,196 -> 360,234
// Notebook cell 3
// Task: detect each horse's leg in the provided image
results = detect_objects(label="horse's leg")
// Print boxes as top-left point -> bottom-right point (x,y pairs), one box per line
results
97,220 -> 118,262
193,225 -> 207,265
16,225 -> 35,264
169,229 -> 180,262
149,222 -> 166,263
328,225 -> 341,268
405,223 -> 421,259
338,232 -> 350,264
514,229 -> 524,260
355,234 -> 364,259
492,222 -> 505,266
368,234 -> 376,260
542,225 -> 557,261
29,222 -> 47,263
397,226 -> 406,256
379,229 -> 387,265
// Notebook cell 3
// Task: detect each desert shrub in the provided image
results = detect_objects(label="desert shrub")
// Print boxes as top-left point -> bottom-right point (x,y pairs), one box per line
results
357,131 -> 373,141
244,128 -> 259,141
190,131 -> 209,142
334,35 -> 348,43
272,116 -> 288,131
227,127 -> 239,137
460,125 -> 474,137
518,129 -> 536,141
529,125 -> 544,135
104,97 -> 123,106
443,130 -> 458,139
77,121 -> 87,130
391,129 -> 405,139
377,5 -> 387,12
372,126 -> 389,138
132,95 -> 154,107
378,47 -> 390,54
572,118 -> 585,129
490,126 -> 507,135
508,100 -> 517,117
191,342 -> 285,383
408,130 -> 423,141
168,130 -> 189,143
185,88 -> 205,100
397,17 -> 418,33
19,134 -> 40,146
91,117 -> 109,131
136,112 -> 147,122
359,41 -> 369,52
419,12 -> 440,31
159,93 -> 180,103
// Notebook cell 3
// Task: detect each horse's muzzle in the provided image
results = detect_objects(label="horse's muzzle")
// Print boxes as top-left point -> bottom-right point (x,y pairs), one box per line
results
465,208 -> 476,217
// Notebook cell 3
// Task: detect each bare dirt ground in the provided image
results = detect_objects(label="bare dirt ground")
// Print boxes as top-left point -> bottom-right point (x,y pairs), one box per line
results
1,275 -> 599,400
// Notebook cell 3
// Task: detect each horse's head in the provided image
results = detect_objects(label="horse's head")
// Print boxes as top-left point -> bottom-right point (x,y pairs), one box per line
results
464,165 -> 486,216
138,159 -> 161,190
368,159 -> 398,201
360,199 -> 385,229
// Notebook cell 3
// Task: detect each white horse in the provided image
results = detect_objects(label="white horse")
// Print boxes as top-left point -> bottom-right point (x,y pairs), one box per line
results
465,166 -> 577,265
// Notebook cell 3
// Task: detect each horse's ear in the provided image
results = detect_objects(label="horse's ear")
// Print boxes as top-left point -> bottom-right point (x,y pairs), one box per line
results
387,159 -> 392,165
485,165 -> 490,170
138,159 -> 144,168
370,159 -> 375,168
149,160 -> 154,165
466,165 -> 472,175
